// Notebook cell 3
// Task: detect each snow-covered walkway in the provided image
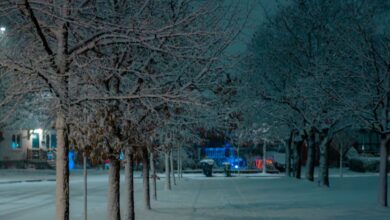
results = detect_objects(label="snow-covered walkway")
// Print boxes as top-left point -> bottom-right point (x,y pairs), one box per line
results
135,175 -> 390,220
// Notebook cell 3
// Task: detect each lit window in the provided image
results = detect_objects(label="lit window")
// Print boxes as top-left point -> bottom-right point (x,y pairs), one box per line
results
51,134 -> 57,148
32,133 -> 39,149
11,134 -> 21,149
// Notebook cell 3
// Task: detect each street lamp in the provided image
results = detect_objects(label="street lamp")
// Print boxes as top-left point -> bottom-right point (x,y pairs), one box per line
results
263,140 -> 267,174
260,123 -> 270,174
0,26 -> 6,43
251,123 -> 271,174
0,27 -> 5,35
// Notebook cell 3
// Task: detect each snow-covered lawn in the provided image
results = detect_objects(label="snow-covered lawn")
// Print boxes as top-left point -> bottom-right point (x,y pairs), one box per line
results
0,170 -> 389,220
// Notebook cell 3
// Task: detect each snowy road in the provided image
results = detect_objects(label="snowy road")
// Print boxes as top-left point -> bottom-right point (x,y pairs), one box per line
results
0,172 -> 389,220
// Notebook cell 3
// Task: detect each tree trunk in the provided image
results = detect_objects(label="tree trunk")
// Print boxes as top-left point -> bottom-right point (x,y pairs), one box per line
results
108,157 -> 121,220
142,148 -> 151,210
319,135 -> 330,187
181,146 -> 184,178
180,147 -> 183,179
286,130 -> 294,177
83,152 -> 87,220
306,131 -> 315,181
150,151 -> 157,201
177,146 -> 181,180
170,150 -> 176,185
379,134 -> 388,207
55,4 -> 70,218
164,151 -> 171,190
294,141 -> 302,179
124,149 -> 135,220
55,114 -> 69,220
339,146 -> 343,178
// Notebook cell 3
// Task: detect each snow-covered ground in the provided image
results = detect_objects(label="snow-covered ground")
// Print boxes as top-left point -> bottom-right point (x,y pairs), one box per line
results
0,169 -> 56,183
0,169 -> 389,220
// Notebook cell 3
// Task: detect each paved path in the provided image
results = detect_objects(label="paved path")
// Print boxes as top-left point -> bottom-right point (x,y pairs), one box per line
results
138,176 -> 390,220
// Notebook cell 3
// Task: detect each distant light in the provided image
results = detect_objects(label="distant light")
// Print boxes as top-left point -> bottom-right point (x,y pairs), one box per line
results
234,165 -> 239,169
11,142 -> 19,149
69,151 -> 75,170
33,129 -> 43,136
0,27 -> 5,32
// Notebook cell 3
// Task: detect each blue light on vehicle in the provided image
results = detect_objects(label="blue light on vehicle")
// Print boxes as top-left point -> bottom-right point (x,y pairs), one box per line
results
69,151 -> 75,170
234,165 -> 239,169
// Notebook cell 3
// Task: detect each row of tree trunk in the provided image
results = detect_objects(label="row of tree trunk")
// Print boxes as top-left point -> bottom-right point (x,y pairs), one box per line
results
286,128 -> 389,207
96,147 -> 181,220
285,129 -> 331,187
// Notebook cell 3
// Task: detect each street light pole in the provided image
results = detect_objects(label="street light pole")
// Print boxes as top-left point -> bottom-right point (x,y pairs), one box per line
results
237,146 -> 240,176
83,151 -> 87,220
263,141 -> 267,174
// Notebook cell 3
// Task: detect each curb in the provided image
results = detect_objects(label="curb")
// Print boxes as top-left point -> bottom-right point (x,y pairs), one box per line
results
0,178 -> 56,184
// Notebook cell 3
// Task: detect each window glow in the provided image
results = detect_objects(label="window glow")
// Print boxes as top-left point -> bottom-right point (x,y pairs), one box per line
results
11,134 -> 21,149
33,129 -> 43,136
32,133 -> 40,149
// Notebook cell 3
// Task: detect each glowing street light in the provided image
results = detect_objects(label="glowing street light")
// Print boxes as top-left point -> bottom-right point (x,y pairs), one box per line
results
0,26 -> 6,41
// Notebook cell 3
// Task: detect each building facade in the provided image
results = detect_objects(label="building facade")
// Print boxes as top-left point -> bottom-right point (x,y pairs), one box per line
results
0,128 -> 57,168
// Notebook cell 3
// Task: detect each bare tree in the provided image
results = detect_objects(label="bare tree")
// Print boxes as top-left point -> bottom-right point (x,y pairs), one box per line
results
331,130 -> 355,178
243,0 -> 366,186
0,1 -> 249,219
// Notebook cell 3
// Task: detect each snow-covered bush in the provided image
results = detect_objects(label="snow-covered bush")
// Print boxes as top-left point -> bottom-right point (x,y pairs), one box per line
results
349,157 -> 380,172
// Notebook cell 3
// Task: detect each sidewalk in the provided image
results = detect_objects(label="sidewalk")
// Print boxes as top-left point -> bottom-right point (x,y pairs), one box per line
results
0,167 -> 381,184
0,169 -> 148,184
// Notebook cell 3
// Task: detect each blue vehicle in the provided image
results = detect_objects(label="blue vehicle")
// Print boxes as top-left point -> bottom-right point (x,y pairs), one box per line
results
202,143 -> 247,169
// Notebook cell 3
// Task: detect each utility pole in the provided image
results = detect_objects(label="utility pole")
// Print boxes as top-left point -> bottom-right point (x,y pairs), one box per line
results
237,146 -> 240,176
263,141 -> 267,174
83,152 -> 87,220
